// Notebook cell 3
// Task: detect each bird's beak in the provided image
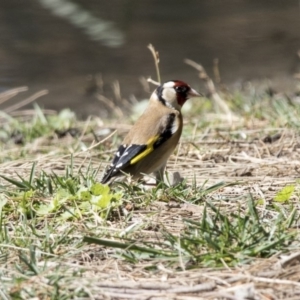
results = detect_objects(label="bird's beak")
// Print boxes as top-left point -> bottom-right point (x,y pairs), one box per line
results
188,88 -> 202,98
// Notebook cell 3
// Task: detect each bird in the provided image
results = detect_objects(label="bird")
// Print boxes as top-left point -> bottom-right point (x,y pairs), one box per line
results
101,80 -> 201,184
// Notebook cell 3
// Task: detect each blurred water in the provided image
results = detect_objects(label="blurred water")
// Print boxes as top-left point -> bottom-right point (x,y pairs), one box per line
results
0,0 -> 299,117
38,0 -> 124,47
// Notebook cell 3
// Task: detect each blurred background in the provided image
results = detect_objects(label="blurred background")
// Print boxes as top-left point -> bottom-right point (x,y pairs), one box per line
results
1,0 -> 300,117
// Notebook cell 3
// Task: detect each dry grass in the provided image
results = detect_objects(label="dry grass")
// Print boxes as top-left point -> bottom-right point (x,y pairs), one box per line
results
1,83 -> 300,300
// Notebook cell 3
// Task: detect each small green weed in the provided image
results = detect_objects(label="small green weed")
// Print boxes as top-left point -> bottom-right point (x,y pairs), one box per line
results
85,192 -> 299,268
0,160 -> 123,222
178,198 -> 298,267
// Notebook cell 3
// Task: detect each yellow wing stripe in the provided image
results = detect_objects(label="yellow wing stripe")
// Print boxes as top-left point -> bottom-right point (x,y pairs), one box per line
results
130,136 -> 159,165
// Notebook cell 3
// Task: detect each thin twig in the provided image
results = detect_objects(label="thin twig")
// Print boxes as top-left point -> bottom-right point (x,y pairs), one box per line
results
0,86 -> 28,105
148,44 -> 161,83
184,58 -> 234,125
213,58 -> 221,83
96,94 -> 124,117
147,77 -> 160,87
4,90 -> 49,113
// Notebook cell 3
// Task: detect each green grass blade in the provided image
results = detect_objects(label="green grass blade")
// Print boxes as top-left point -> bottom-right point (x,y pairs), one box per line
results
83,236 -> 176,257
0,175 -> 28,189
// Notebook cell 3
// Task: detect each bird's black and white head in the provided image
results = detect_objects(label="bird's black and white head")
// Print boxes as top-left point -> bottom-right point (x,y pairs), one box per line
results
154,80 -> 201,110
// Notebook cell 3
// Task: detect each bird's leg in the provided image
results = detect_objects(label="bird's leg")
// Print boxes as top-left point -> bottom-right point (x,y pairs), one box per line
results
154,164 -> 166,184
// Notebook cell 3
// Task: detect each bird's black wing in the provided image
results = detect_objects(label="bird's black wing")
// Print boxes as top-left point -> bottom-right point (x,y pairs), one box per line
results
101,144 -> 146,183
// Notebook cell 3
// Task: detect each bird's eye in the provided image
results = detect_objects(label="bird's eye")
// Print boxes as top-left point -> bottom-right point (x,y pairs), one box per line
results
175,86 -> 188,94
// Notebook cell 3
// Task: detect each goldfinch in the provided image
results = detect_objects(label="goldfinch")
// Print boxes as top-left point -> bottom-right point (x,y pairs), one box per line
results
101,80 -> 201,184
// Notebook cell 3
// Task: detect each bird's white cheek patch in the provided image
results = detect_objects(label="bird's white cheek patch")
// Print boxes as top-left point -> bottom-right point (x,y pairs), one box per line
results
163,81 -> 176,88
162,88 -> 176,103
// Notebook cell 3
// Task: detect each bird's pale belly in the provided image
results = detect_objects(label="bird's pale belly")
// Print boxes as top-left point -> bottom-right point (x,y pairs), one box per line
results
123,138 -> 179,179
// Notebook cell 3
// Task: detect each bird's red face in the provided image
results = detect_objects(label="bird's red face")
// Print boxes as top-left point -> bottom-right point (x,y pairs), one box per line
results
173,80 -> 200,106
156,80 -> 201,109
